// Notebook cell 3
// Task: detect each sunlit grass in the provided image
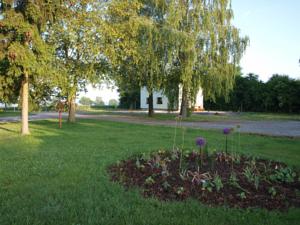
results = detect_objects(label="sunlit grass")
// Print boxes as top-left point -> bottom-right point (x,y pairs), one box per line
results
0,119 -> 299,225
77,108 -> 300,121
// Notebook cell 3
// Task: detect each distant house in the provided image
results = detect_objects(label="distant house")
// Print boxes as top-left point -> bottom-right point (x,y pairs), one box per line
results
0,103 -> 18,109
140,86 -> 204,111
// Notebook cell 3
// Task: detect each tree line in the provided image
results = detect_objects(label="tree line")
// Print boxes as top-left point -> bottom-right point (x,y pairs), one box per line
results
0,0 -> 248,135
205,73 -> 300,113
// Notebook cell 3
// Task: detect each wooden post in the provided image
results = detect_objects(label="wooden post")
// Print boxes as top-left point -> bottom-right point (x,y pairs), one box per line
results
59,110 -> 62,128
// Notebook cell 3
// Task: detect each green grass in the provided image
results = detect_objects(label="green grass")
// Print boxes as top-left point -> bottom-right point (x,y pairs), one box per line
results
77,108 -> 300,122
0,110 -> 21,117
0,119 -> 300,225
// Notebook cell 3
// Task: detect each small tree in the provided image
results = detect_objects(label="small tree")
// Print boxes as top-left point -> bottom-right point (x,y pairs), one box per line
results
95,97 -> 105,106
108,99 -> 118,107
79,96 -> 93,106
49,0 -> 107,123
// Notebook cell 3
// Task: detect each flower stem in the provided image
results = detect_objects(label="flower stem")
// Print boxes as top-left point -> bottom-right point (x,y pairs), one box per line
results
225,136 -> 228,154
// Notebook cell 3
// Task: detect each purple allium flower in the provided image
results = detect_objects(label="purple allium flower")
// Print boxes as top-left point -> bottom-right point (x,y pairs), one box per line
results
195,137 -> 206,147
223,128 -> 231,135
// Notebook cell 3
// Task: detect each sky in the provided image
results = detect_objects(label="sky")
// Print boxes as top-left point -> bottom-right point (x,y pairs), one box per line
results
79,1 -> 300,103
232,0 -> 300,81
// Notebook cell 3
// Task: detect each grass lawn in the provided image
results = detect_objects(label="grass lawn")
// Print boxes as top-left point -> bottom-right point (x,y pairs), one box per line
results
0,119 -> 300,225
77,109 -> 300,122
0,110 -> 21,117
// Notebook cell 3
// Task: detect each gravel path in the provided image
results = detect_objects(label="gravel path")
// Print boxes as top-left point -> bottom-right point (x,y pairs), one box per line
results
1,112 -> 300,138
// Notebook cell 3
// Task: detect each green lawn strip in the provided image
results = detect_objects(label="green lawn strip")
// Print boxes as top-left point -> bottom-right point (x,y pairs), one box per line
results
0,111 -> 38,118
77,109 -> 300,122
0,119 -> 299,225
0,111 -> 21,118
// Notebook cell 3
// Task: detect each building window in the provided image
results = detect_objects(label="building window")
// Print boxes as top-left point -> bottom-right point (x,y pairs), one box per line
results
146,97 -> 149,104
157,97 -> 163,104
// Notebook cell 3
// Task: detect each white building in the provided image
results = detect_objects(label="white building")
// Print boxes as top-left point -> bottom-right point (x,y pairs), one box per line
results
0,103 -> 18,109
140,86 -> 204,111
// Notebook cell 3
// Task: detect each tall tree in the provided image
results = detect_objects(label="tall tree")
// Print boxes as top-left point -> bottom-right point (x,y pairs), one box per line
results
163,0 -> 248,117
48,0 -> 107,122
0,0 -> 62,134
103,0 -> 173,117
103,0 -> 248,117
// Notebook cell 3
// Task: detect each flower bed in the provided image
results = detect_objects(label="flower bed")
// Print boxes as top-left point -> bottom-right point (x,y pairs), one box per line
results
108,150 -> 300,210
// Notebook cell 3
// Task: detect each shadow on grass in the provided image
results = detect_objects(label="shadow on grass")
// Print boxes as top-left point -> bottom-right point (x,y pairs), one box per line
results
0,119 -> 300,225
0,125 -> 18,133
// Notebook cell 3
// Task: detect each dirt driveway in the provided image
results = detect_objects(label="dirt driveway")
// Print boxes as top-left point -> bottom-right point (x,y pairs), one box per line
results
0,112 -> 300,138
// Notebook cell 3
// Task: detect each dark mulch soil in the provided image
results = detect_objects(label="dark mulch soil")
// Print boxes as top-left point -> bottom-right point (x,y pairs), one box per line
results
108,150 -> 300,211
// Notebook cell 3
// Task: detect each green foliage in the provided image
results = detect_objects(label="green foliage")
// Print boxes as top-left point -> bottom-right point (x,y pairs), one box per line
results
229,172 -> 240,187
94,97 -> 105,106
213,174 -> 224,192
108,99 -> 118,107
238,192 -> 247,200
270,167 -> 297,183
104,0 -> 248,116
0,0 -> 62,106
268,187 -> 277,197
145,176 -> 155,185
79,96 -> 94,106
205,74 -> 300,113
47,0 -> 108,116
202,180 -> 214,192
119,86 -> 140,109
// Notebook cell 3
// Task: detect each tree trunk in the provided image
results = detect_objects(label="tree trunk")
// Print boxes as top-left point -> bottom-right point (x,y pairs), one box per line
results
148,91 -> 154,117
21,72 -> 30,135
180,86 -> 188,118
68,94 -> 76,123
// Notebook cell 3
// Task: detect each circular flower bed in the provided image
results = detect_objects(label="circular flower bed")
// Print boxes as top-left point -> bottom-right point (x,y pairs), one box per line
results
108,149 -> 300,210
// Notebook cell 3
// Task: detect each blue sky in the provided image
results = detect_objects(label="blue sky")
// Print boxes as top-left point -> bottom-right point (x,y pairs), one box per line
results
80,1 -> 300,102
232,0 -> 300,81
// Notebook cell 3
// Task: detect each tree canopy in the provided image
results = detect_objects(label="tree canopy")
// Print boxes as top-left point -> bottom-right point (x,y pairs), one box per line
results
103,0 -> 248,117
205,74 -> 300,113
1,0 -> 251,135
0,0 -> 63,134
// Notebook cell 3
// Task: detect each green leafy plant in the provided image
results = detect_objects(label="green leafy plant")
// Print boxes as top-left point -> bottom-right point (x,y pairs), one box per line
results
270,167 -> 297,183
243,166 -> 253,181
254,175 -> 260,190
268,187 -> 277,197
145,176 -> 155,185
201,180 -> 214,192
243,166 -> 260,190
229,172 -> 250,193
238,192 -> 247,200
229,172 -> 239,187
213,174 -> 223,192
162,181 -> 171,190
231,153 -> 241,164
